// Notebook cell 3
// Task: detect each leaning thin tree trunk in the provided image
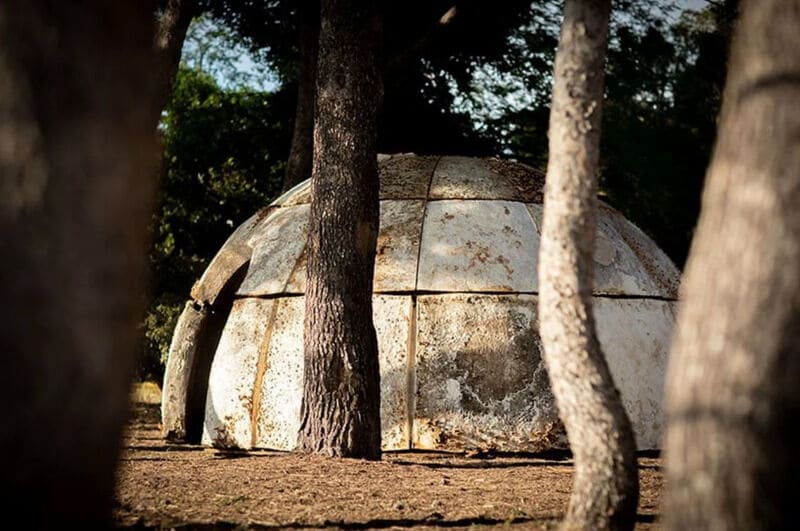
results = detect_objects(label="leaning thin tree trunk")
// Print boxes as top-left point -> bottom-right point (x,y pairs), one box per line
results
538,0 -> 639,529
297,0 -> 383,460
664,1 -> 800,528
149,0 -> 196,126
282,2 -> 319,193
0,2 -> 158,527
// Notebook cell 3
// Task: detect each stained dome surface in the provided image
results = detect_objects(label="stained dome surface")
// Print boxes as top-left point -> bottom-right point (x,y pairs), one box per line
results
162,154 -> 679,452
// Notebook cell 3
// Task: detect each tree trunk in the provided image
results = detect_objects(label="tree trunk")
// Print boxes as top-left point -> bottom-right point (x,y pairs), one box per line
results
282,2 -> 319,193
0,2 -> 158,527
664,1 -> 800,528
297,0 -> 383,460
149,0 -> 196,126
538,1 -> 639,529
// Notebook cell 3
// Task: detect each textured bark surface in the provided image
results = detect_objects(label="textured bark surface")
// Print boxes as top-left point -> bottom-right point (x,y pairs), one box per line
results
0,1 -> 158,527
538,1 -> 639,529
664,1 -> 800,529
297,0 -> 383,460
149,0 -> 196,125
282,2 -> 319,193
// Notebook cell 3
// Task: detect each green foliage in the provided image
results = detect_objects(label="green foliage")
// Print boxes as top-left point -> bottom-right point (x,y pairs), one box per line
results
139,1 -> 734,378
600,2 -> 735,265
138,66 -> 290,380
141,294 -> 185,375
202,0 -> 545,156
499,1 -> 734,266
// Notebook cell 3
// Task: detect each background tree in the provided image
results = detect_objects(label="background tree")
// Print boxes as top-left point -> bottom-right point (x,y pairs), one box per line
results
282,1 -> 319,192
501,0 -> 737,266
297,0 -> 384,459
150,0 -> 198,125
139,1 -> 733,383
139,0 -> 543,379
142,66 -> 289,378
0,1 -> 159,525
538,0 -> 639,529
204,0 -> 538,178
664,0 -> 800,528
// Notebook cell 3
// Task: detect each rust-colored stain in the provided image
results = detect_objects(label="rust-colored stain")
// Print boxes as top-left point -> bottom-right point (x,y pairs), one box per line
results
271,180 -> 311,207
614,213 -> 680,299
284,241 -> 309,293
379,154 -> 438,199
495,255 -> 514,278
414,417 -> 567,453
374,200 -> 425,292
405,296 -> 418,450
249,300 -> 281,448
253,206 -> 273,222
237,204 -> 310,296
486,157 -> 546,203
212,417 -> 240,450
417,200 -> 537,292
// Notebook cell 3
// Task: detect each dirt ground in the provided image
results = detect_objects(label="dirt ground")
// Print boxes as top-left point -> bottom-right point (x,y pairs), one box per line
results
115,403 -> 664,530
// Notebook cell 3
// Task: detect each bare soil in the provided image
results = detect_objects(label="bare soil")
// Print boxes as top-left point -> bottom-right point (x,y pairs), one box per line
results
114,404 -> 664,529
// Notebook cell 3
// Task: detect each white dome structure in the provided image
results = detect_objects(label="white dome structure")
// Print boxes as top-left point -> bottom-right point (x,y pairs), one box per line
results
162,154 -> 679,452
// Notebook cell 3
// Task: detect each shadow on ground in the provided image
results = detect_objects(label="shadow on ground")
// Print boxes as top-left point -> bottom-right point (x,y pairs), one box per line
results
115,403 -> 663,530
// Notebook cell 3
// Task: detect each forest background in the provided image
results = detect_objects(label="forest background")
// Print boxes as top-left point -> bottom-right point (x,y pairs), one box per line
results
140,0 -> 734,381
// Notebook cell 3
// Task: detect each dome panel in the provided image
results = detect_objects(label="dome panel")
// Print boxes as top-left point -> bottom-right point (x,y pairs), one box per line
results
164,154 -> 680,453
430,156 -> 508,200
594,298 -> 676,449
202,298 -> 275,448
278,200 -> 426,294
205,295 -> 415,450
162,301 -> 206,440
253,297 -> 304,450
378,154 -> 437,199
413,294 -> 564,452
283,245 -> 308,294
527,202 -> 678,298
191,207 -> 273,305
607,208 -> 680,299
430,156 -> 544,202
525,203 -> 543,233
237,204 -> 310,297
485,159 -> 545,203
592,212 -> 667,296
372,295 -> 414,449
417,200 -> 539,292
270,179 -> 311,207
374,200 -> 425,292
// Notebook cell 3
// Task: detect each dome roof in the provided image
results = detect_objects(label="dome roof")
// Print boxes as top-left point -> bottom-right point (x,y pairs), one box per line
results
162,154 -> 680,453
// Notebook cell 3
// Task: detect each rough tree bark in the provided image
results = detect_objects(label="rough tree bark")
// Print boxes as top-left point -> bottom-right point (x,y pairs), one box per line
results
282,2 -> 320,193
149,0 -> 197,125
0,1 -> 158,527
537,1 -> 639,529
664,1 -> 800,528
297,0 -> 383,460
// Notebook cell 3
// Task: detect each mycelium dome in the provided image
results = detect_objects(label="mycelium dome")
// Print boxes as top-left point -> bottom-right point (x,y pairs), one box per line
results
162,154 -> 680,453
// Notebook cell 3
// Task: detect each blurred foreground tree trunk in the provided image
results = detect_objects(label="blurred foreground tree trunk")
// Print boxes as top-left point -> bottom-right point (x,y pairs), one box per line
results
297,0 -> 383,459
282,1 -> 319,192
538,0 -> 639,529
664,1 -> 800,528
0,1 -> 159,527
